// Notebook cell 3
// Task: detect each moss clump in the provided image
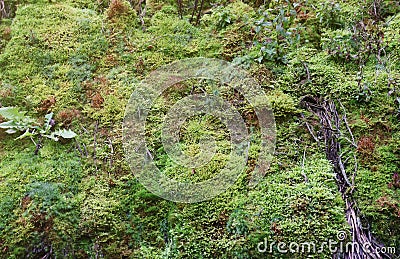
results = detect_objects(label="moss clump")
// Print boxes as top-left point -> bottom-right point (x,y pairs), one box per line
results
0,143 -> 83,258
201,1 -> 254,30
0,0 -> 399,257
354,132 -> 400,249
245,156 -> 347,258
384,13 -> 400,58
106,0 -> 138,30
0,3 -> 106,112
266,90 -> 298,117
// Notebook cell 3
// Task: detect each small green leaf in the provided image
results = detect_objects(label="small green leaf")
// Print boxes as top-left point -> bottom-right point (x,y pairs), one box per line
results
44,113 -> 53,121
43,133 -> 59,141
54,129 -> 77,139
41,112 -> 54,133
0,121 -> 18,129
0,107 -> 26,120
5,129 -> 17,134
15,129 -> 34,140
44,113 -> 53,126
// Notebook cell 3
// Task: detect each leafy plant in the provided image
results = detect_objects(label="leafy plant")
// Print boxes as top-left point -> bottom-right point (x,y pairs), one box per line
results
253,1 -> 303,63
0,107 -> 77,153
226,208 -> 249,237
213,6 -> 234,29
315,1 -> 343,29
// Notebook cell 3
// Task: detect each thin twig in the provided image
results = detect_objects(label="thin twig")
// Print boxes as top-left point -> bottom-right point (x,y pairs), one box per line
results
146,148 -> 153,160
301,61 -> 311,82
138,0 -> 147,31
75,139 -> 84,157
176,0 -> 183,19
190,0 -> 199,24
81,126 -> 89,134
300,113 -> 319,143
0,0 -> 6,19
82,143 -> 88,157
338,100 -> 357,148
34,135 -> 42,155
196,0 -> 205,25
106,137 -> 114,167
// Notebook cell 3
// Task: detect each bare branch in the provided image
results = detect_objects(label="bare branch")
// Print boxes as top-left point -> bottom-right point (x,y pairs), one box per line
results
195,0 -> 205,25
138,0 -> 147,31
338,100 -> 357,148
301,97 -> 392,259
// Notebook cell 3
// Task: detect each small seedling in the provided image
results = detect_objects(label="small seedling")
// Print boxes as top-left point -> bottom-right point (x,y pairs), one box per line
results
0,107 -> 77,154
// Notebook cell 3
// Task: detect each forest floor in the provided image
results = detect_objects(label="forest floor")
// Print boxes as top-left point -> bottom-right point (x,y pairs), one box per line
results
0,0 -> 399,258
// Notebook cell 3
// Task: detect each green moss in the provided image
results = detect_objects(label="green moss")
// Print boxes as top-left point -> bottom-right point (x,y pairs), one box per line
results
0,3 -> 106,111
201,1 -> 254,30
266,90 -> 298,117
354,132 -> 400,249
0,0 -> 399,257
0,143 -> 84,257
385,13 -> 400,58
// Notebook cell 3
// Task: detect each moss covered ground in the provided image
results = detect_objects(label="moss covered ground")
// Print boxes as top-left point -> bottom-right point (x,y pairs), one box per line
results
0,0 -> 399,258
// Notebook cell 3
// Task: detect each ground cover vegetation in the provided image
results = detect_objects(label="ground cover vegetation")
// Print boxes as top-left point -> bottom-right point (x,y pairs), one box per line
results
0,0 -> 399,257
